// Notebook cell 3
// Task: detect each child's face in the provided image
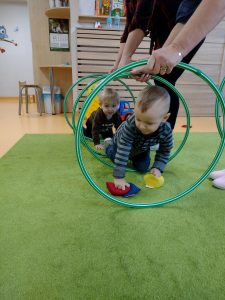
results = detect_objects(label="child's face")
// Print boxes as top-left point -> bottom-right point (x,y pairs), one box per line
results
101,102 -> 119,118
134,104 -> 169,135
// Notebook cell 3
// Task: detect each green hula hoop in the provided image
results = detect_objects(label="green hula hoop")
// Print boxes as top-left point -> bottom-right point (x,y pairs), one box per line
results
215,76 -> 225,137
74,73 -> 190,168
75,60 -> 225,208
64,74 -> 136,131
65,72 -> 191,169
67,74 -> 137,163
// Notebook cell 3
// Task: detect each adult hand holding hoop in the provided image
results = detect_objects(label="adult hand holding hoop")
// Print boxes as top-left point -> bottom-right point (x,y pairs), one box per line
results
131,46 -> 183,78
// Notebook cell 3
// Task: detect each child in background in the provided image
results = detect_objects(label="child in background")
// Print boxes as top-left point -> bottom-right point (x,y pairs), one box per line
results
209,169 -> 225,189
104,85 -> 173,190
83,87 -> 122,150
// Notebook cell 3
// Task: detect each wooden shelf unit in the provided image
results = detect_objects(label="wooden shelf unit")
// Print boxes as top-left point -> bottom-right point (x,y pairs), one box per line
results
28,1 -> 73,112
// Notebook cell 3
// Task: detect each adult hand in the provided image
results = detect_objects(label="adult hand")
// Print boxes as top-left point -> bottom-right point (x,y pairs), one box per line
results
110,62 -> 119,73
118,57 -> 133,69
95,144 -> 104,150
110,58 -> 132,73
114,178 -> 130,190
130,73 -> 151,83
150,168 -> 162,178
131,45 -> 183,76
118,57 -> 150,82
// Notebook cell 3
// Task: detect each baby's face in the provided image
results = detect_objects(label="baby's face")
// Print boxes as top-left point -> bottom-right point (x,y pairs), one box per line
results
101,102 -> 119,118
134,104 -> 167,135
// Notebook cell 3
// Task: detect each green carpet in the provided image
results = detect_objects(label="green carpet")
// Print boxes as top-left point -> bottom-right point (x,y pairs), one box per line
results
0,133 -> 225,300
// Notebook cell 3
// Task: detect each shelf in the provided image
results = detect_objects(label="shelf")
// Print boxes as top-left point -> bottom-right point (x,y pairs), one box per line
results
79,15 -> 125,23
45,7 -> 70,19
40,64 -> 72,69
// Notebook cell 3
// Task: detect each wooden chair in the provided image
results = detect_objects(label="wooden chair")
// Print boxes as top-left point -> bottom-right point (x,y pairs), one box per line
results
18,81 -> 43,116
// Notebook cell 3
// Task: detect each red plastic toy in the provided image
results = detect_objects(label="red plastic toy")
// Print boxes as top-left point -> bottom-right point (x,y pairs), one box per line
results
106,182 -> 130,196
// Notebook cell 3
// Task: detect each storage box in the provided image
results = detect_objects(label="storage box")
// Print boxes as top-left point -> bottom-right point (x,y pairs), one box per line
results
42,85 -> 62,114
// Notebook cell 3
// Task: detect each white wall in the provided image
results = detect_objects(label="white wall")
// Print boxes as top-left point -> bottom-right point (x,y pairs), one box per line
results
78,0 -> 95,16
0,1 -> 33,96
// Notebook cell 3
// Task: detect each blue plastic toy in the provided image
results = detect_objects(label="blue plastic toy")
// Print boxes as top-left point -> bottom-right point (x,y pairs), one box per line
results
119,99 -> 134,121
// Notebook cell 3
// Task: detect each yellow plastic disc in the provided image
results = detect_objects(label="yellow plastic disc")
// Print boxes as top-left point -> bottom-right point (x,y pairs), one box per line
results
144,173 -> 164,188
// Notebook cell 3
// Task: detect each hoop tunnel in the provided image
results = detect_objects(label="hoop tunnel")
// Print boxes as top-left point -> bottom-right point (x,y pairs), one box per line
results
69,61 -> 225,207
64,72 -> 191,165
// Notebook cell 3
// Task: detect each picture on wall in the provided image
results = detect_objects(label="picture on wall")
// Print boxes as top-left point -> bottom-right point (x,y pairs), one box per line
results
111,0 -> 124,16
95,0 -> 125,16
48,18 -> 69,51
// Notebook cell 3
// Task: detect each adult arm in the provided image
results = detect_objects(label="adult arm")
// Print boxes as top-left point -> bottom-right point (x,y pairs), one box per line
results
132,0 -> 225,75
111,0 -> 153,71
118,29 -> 145,69
111,30 -> 144,72
111,43 -> 125,72
172,0 -> 225,57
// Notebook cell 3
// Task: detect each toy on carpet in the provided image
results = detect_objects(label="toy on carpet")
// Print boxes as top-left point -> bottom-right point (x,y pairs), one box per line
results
119,100 -> 134,121
106,182 -> 130,195
144,173 -> 164,188
106,182 -> 140,197
123,182 -> 141,197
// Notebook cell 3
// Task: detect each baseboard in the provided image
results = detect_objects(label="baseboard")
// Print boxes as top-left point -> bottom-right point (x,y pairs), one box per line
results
0,96 -> 18,102
0,95 -> 35,103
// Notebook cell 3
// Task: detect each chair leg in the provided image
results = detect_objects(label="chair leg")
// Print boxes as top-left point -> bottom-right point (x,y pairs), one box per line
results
18,88 -> 23,115
35,90 -> 39,113
25,87 -> 29,113
36,88 -> 42,116
19,84 -> 43,116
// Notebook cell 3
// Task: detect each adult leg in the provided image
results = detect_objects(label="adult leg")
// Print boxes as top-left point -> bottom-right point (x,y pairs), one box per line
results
132,150 -> 150,173
155,39 -> 204,129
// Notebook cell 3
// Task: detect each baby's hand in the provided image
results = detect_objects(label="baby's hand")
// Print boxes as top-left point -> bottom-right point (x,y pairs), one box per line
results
114,178 -> 130,190
150,168 -> 161,177
95,144 -> 104,150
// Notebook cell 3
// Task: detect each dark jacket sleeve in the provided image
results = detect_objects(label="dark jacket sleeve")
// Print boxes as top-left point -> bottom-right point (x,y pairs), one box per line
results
92,109 -> 104,145
120,0 -> 154,43
176,0 -> 202,23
